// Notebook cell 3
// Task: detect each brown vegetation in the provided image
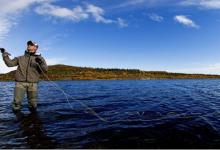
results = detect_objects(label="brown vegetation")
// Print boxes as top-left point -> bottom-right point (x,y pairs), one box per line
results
1,64 -> 220,81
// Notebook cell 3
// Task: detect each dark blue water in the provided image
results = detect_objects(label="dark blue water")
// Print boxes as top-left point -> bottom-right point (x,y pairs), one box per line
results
1,79 -> 220,148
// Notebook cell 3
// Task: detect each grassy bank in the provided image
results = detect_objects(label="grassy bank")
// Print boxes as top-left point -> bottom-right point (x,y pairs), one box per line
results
1,64 -> 220,81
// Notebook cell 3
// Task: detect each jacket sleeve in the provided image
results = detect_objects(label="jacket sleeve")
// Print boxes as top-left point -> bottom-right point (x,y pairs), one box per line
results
2,53 -> 18,67
38,56 -> 48,73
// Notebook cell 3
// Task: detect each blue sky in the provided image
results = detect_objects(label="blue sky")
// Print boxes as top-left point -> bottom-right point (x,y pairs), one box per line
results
0,0 -> 220,74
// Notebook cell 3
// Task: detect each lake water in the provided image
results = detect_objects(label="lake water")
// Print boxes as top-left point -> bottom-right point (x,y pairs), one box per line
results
1,79 -> 220,148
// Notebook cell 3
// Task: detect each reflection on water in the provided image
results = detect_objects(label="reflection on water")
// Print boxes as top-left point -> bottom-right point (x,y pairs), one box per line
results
1,79 -> 220,148
0,109 -> 57,148
14,111 -> 57,149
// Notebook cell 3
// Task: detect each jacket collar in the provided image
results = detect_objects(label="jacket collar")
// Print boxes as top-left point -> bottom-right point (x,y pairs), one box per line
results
25,50 -> 41,56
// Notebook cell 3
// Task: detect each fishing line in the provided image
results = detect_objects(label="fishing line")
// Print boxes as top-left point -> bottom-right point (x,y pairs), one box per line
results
21,64 -> 220,123
37,64 -> 108,122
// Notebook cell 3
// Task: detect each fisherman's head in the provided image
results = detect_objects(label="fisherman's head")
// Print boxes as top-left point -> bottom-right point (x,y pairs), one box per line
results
27,40 -> 38,54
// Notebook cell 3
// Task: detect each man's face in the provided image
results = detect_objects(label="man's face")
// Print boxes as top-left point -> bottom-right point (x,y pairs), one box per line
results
27,45 -> 38,53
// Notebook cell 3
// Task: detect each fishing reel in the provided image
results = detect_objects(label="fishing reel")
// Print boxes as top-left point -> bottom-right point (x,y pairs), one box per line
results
0,48 -> 5,53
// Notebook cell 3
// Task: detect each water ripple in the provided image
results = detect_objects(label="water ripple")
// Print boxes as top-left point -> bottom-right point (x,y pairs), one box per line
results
1,79 -> 220,148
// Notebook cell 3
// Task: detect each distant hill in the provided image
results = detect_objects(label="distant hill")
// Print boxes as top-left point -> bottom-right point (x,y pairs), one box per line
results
0,64 -> 220,81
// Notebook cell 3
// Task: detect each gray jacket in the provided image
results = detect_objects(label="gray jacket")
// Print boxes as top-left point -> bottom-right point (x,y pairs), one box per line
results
2,51 -> 48,83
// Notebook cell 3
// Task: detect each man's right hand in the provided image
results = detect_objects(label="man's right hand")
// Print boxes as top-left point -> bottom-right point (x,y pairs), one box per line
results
1,48 -> 11,57
0,48 -> 5,53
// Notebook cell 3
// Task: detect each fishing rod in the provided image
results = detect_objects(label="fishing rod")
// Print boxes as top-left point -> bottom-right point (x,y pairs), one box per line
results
36,63 -> 108,122
0,48 -> 107,122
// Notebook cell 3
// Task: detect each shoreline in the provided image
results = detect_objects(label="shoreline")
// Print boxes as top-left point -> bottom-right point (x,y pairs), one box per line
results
1,78 -> 220,82
1,64 -> 220,81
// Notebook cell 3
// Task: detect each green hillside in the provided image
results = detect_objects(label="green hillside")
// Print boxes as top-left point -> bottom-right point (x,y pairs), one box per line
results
0,64 -> 220,81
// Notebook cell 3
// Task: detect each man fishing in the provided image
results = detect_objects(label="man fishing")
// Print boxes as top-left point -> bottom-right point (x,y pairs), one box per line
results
0,41 -> 48,113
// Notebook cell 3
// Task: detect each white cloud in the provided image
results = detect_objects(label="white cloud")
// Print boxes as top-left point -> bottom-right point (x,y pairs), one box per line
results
0,58 -> 17,73
35,3 -> 128,27
117,18 -> 128,28
148,13 -> 164,22
0,57 -> 65,73
0,16 -> 16,41
35,3 -> 89,22
86,4 -> 114,24
114,0 -> 180,9
169,63 -> 220,75
0,0 -> 53,42
0,1 -> 127,43
115,0 -> 148,8
180,0 -> 220,9
113,0 -> 220,10
85,5 -> 128,27
46,57 -> 66,65
174,15 -> 199,28
0,0 -> 49,14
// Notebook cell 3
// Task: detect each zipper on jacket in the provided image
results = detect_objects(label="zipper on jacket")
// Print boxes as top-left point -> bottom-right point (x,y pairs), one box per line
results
26,55 -> 31,82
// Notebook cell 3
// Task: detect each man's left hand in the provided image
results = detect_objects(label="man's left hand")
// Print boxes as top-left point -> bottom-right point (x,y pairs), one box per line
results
35,57 -> 43,64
